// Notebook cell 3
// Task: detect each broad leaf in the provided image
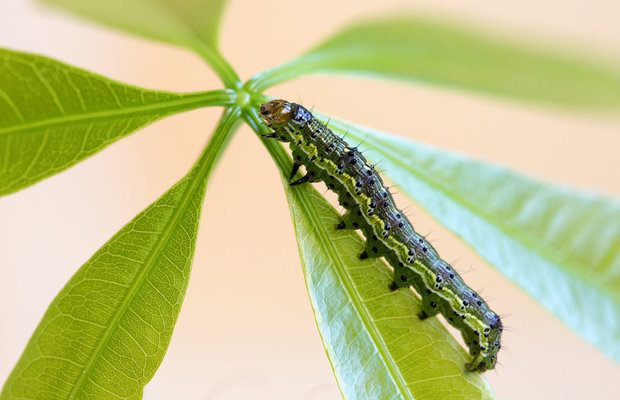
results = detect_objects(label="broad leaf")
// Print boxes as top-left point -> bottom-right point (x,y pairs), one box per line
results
1,107 -> 241,399
42,0 -> 239,86
247,16 -> 620,107
324,115 -> 620,365
245,109 -> 495,400
0,49 -> 234,196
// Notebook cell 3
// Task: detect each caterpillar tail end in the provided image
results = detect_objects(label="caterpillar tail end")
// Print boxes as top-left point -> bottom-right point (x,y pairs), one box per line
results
465,361 -> 488,373
465,353 -> 496,373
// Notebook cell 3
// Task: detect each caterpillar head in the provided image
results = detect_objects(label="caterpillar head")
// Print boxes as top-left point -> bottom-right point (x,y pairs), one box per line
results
260,100 -> 294,127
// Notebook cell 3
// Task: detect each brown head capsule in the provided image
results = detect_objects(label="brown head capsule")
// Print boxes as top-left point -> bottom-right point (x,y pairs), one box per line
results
259,100 -> 294,127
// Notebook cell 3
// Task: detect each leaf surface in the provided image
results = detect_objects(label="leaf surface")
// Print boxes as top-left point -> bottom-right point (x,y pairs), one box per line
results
1,107 -> 241,399
44,0 -> 226,49
248,16 -> 620,108
244,109 -> 496,400
42,0 -> 239,85
324,115 -> 620,365
0,49 -> 234,196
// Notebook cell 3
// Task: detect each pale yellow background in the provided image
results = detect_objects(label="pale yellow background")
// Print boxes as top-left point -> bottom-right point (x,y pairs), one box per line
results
1,0 -> 620,399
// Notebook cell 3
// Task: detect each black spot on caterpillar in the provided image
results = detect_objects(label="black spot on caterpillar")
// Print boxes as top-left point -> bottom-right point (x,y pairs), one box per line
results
259,100 -> 502,372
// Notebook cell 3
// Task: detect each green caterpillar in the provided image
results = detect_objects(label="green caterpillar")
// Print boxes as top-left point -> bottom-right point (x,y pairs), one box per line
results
259,99 -> 502,372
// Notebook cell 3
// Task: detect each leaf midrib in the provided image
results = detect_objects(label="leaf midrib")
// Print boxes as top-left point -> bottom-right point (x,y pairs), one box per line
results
66,171 -> 195,398
65,107 -> 239,398
0,90 -> 234,136
293,189 -> 414,400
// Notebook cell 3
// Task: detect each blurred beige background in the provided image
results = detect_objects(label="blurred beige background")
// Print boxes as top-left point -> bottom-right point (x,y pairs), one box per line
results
1,0 -> 619,399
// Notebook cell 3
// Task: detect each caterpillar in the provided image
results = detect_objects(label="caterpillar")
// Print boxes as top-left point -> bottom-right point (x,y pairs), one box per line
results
259,99 -> 502,372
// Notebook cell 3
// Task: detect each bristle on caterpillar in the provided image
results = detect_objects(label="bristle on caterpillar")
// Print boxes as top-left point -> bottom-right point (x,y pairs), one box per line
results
259,99 -> 502,372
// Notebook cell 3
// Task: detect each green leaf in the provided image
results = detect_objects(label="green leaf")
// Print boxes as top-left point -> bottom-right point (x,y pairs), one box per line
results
244,109 -> 496,400
1,107 -> 241,400
42,0 -> 240,86
247,16 -> 620,107
0,48 -> 235,197
324,115 -> 620,365
43,0 -> 226,49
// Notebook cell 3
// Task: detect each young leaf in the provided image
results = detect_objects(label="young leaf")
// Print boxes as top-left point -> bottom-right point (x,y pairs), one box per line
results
0,49 -> 235,196
324,115 -> 620,365
41,0 -> 239,86
244,110 -> 496,400
247,16 -> 620,108
0,107 -> 241,400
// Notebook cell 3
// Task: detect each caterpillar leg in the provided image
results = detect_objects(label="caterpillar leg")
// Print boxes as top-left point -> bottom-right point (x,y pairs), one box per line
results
418,293 -> 441,320
339,206 -> 365,230
335,209 -> 381,262
465,350 -> 498,372
465,356 -> 490,373
364,228 -> 390,259
290,175 -> 309,186
390,264 -> 412,291
261,132 -> 287,142
335,182 -> 353,209
289,160 -> 322,186
289,162 -> 301,179
334,195 -> 359,231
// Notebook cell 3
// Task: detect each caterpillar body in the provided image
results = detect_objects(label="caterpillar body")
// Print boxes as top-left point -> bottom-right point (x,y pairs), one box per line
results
259,100 -> 502,372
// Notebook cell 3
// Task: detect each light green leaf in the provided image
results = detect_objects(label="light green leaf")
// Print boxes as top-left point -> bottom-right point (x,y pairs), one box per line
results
42,0 -> 239,86
247,16 -> 620,107
0,48 -> 235,197
1,107 -> 241,400
244,109 -> 495,400
43,0 -> 226,49
324,115 -> 620,365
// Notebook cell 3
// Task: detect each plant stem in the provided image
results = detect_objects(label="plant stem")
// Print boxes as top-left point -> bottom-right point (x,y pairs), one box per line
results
195,44 -> 242,89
